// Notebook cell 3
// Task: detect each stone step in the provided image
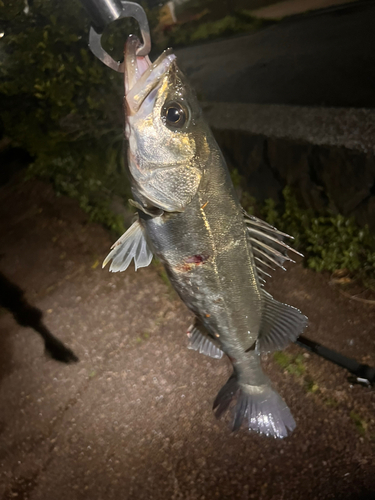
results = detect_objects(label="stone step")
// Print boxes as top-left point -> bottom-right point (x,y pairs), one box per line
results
202,102 -> 375,230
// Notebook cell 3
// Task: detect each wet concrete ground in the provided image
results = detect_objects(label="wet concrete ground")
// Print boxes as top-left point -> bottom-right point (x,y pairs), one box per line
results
0,178 -> 374,499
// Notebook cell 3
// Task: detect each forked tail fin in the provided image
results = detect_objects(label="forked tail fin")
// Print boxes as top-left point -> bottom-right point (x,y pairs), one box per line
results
213,374 -> 296,438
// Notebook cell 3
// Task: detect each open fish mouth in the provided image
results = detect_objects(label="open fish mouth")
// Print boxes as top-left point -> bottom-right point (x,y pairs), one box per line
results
124,35 -> 176,115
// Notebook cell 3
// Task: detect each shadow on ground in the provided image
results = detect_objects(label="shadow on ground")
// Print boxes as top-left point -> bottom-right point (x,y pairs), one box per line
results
0,271 -> 78,368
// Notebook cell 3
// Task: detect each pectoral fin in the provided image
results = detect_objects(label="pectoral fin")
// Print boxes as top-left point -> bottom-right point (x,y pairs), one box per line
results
257,290 -> 308,353
187,320 -> 224,360
102,219 -> 153,272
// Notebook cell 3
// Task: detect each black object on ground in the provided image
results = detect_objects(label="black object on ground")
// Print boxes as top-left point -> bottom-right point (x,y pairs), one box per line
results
296,335 -> 375,386
0,271 -> 79,364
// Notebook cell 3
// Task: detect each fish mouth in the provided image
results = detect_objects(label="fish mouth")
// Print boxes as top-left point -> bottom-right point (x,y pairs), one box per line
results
124,35 -> 176,114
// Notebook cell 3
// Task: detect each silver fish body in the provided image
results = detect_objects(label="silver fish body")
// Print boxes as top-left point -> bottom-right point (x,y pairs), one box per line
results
104,36 -> 308,438
144,146 -> 262,347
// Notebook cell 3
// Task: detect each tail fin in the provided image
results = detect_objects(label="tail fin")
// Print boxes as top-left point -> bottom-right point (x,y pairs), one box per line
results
213,374 -> 295,438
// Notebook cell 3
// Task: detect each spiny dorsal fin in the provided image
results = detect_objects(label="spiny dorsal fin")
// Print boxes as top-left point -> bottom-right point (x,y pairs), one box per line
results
102,218 -> 153,272
243,211 -> 302,282
256,290 -> 308,353
187,320 -> 224,360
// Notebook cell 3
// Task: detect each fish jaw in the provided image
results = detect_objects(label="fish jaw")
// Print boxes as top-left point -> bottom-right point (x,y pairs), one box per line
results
123,36 -> 207,213
124,35 -> 176,117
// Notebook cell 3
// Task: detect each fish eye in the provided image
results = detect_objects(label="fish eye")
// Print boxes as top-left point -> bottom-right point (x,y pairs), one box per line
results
162,101 -> 188,129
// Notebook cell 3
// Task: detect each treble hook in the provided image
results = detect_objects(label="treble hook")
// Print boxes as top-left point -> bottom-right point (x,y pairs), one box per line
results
81,0 -> 152,72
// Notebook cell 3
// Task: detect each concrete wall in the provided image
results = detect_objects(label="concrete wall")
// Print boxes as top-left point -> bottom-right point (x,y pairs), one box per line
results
212,128 -> 375,231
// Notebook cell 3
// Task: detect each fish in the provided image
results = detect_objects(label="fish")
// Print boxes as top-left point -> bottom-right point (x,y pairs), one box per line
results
103,35 -> 308,438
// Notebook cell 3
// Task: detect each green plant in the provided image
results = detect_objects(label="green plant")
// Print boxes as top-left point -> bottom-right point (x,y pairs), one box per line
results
262,187 -> 375,288
163,10 -> 273,48
0,0 -> 149,233
304,377 -> 319,394
273,352 -> 306,377
350,411 -> 368,436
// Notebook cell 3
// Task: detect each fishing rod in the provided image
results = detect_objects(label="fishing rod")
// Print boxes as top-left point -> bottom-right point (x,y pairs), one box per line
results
295,335 -> 375,386
79,0 -> 375,389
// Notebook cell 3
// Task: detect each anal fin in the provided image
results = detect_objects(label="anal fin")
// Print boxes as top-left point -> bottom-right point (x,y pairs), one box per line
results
102,218 -> 153,272
187,320 -> 224,360
257,290 -> 308,353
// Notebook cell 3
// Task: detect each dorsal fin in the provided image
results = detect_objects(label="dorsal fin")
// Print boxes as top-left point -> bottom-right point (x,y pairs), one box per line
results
243,210 -> 302,282
102,218 -> 153,272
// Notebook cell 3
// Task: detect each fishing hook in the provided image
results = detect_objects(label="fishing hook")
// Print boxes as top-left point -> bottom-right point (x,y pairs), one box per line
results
81,0 -> 151,72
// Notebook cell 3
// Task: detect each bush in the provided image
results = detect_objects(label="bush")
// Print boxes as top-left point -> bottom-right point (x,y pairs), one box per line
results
261,187 -> 375,288
164,10 -> 273,48
0,0 -> 145,233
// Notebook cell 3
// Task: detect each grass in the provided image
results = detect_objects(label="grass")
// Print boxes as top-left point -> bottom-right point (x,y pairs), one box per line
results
273,351 -> 372,438
273,351 -> 322,397
350,411 -> 368,436
273,352 -> 306,377
304,377 -> 319,394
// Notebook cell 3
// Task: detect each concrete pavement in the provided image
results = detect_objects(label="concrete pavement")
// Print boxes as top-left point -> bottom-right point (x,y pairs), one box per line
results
0,178 -> 374,500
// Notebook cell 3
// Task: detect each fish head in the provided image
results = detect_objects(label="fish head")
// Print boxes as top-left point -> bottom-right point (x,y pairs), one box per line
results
124,35 -> 210,212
